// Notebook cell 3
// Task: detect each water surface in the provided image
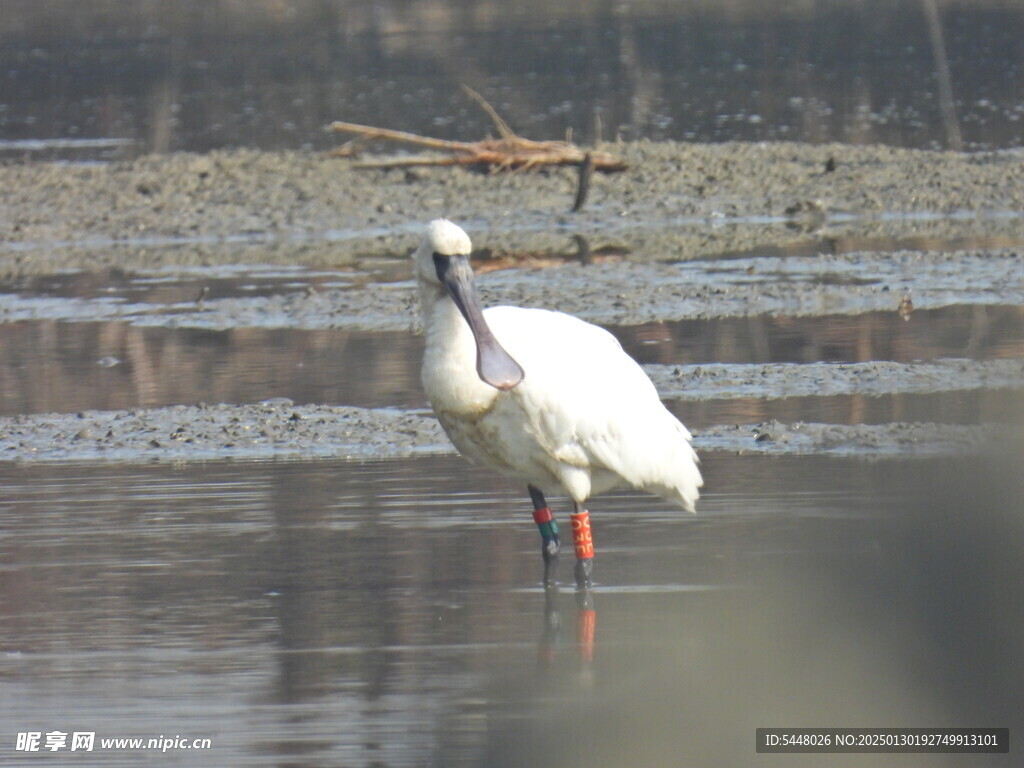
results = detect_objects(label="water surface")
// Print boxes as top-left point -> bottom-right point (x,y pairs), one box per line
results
1,451 -> 1020,765
0,303 -> 1019,425
2,1 -> 1023,159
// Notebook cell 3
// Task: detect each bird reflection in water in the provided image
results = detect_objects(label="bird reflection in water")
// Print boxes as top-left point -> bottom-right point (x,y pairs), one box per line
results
537,582 -> 598,681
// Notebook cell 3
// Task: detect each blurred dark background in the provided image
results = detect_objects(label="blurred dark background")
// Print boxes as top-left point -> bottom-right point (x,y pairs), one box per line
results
1,0 -> 1022,159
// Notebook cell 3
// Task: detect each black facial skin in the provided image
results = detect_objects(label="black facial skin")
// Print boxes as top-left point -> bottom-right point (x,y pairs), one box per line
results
434,253 -> 525,391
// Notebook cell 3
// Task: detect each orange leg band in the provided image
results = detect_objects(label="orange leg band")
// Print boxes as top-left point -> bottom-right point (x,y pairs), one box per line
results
570,510 -> 594,560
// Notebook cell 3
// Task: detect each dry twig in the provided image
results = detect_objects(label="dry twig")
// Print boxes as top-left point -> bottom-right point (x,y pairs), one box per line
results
329,86 -> 627,174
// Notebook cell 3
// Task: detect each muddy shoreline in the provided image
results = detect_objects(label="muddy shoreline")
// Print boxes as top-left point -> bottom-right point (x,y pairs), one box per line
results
3,249 -> 1020,332
0,402 -> 1004,464
3,141 -> 1024,275
1,140 -> 1022,464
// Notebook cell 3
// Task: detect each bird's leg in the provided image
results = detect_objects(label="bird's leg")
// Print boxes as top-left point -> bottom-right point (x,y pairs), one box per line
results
528,485 -> 560,588
570,502 -> 594,590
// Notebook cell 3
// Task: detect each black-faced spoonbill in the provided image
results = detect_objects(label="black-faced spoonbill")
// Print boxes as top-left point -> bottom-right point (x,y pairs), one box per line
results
416,219 -> 702,589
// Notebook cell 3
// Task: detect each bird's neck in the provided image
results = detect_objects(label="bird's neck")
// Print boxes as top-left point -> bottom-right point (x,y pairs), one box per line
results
418,280 -> 497,413
418,280 -> 466,342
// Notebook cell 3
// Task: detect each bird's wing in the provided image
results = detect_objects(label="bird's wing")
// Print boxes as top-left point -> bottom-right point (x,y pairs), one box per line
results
485,306 -> 701,510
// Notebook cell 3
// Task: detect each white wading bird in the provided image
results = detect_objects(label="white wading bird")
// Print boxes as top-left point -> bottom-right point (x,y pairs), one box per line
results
416,219 -> 702,589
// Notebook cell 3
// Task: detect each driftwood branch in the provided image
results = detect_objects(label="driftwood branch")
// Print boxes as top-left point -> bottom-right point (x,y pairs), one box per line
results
328,87 -> 627,174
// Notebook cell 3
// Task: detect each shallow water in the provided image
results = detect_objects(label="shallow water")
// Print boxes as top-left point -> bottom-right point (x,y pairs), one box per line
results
3,1 -> 1024,157
1,247 -> 1021,418
0,303 -> 1019,423
0,260 -> 1019,763
1,451 -> 1020,766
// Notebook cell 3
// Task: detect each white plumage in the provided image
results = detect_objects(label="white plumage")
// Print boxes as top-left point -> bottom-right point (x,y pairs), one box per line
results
415,219 -> 702,516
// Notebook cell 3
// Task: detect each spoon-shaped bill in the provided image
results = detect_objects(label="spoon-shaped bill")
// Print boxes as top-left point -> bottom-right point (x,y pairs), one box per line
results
435,254 -> 524,391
